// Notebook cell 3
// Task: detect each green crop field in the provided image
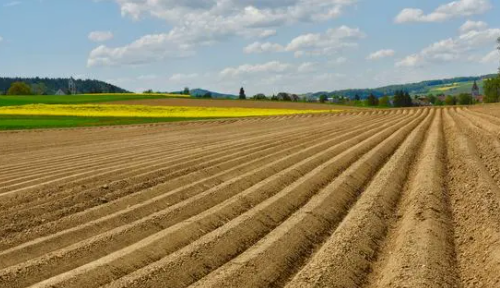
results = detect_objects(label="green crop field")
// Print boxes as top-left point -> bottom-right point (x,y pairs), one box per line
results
0,94 -> 203,129
0,115 -> 212,130
0,94 -> 173,107
427,80 -> 484,96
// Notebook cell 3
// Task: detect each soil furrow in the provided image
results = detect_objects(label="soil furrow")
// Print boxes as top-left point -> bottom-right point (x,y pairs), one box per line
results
283,109 -> 434,288
443,108 -> 500,287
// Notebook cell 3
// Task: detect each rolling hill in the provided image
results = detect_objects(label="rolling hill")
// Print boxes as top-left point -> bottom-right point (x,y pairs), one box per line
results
307,74 -> 496,99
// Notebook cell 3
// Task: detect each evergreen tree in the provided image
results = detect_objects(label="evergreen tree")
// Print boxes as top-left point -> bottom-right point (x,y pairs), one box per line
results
365,93 -> 379,106
239,87 -> 246,100
319,94 -> 328,103
183,87 -> 190,95
497,37 -> 500,74
354,94 -> 360,101
404,92 -> 413,107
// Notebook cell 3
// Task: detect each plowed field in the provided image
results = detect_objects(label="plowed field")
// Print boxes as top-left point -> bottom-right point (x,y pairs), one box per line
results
1,107 -> 500,288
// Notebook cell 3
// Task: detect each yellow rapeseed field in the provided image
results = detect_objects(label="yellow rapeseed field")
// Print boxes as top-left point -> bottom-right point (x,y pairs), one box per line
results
0,104 -> 336,118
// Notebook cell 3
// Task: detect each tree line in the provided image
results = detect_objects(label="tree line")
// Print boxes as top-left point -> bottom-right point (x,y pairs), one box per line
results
483,37 -> 500,103
0,77 -> 128,95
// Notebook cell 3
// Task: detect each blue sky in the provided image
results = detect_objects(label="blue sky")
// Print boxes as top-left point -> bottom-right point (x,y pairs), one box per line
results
1,0 -> 499,95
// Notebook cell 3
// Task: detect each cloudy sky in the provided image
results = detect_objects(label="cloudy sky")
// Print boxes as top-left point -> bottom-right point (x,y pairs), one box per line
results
0,0 -> 499,95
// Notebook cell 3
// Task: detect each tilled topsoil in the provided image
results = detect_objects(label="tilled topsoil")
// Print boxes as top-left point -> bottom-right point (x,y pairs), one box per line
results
1,106 -> 500,288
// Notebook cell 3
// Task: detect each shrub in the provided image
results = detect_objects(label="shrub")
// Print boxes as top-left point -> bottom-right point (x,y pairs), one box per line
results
457,93 -> 473,105
7,82 -> 32,95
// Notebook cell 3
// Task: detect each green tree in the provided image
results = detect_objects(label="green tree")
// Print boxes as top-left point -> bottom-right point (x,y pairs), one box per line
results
444,95 -> 456,106
7,82 -> 32,95
379,95 -> 390,107
428,94 -> 437,105
497,36 -> 500,74
404,92 -> 413,107
319,94 -> 328,103
365,93 -> 379,106
277,92 -> 291,101
239,87 -> 246,100
484,77 -> 500,103
31,82 -> 47,95
202,92 -> 212,98
354,94 -> 360,101
393,90 -> 412,107
457,93 -> 473,105
435,99 -> 444,106
183,87 -> 190,95
252,93 -> 267,100
143,89 -> 153,94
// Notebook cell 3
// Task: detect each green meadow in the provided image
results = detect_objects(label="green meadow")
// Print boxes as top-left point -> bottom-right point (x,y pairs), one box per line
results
0,115 -> 211,130
0,94 -> 167,107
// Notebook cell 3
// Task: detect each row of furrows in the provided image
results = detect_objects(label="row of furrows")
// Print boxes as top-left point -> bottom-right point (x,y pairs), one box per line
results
0,113 -> 358,201
182,110 -> 430,288
0,115 -> 333,194
0,113 -> 356,179
0,113 -> 352,155
283,107 -> 437,288
95,110 -> 426,288
444,108 -> 500,287
361,109 -> 459,288
0,113 -> 391,242
0,113 -> 340,178
0,112 -> 339,169
9,107 -> 500,287
0,111 -> 416,287
54,110 -> 423,288
283,107 -> 500,288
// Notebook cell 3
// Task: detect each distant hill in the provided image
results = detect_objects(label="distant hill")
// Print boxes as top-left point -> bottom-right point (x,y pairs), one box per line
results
168,88 -> 237,99
191,89 -> 237,99
306,74 -> 497,99
0,77 -> 129,95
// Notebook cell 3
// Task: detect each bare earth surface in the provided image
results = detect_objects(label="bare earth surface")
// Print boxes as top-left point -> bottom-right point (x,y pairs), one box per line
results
104,97 -> 357,110
1,106 -> 500,288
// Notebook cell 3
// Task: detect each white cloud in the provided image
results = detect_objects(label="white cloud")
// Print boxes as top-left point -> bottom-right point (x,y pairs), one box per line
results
88,31 -> 114,42
396,55 -> 423,68
244,26 -> 365,57
480,50 -> 499,63
3,1 -> 21,7
89,0 -> 357,66
329,57 -> 347,65
396,23 -> 500,67
169,73 -> 199,82
395,0 -> 492,23
286,26 -> 365,53
220,61 -> 291,77
137,74 -> 159,80
87,34 -> 195,67
460,20 -> 488,33
259,29 -> 277,39
297,62 -> 318,73
367,49 -> 395,60
244,42 -> 285,53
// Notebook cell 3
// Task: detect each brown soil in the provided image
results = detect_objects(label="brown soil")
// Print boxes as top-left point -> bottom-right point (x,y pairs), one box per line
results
103,97 -> 358,110
1,105 -> 500,288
